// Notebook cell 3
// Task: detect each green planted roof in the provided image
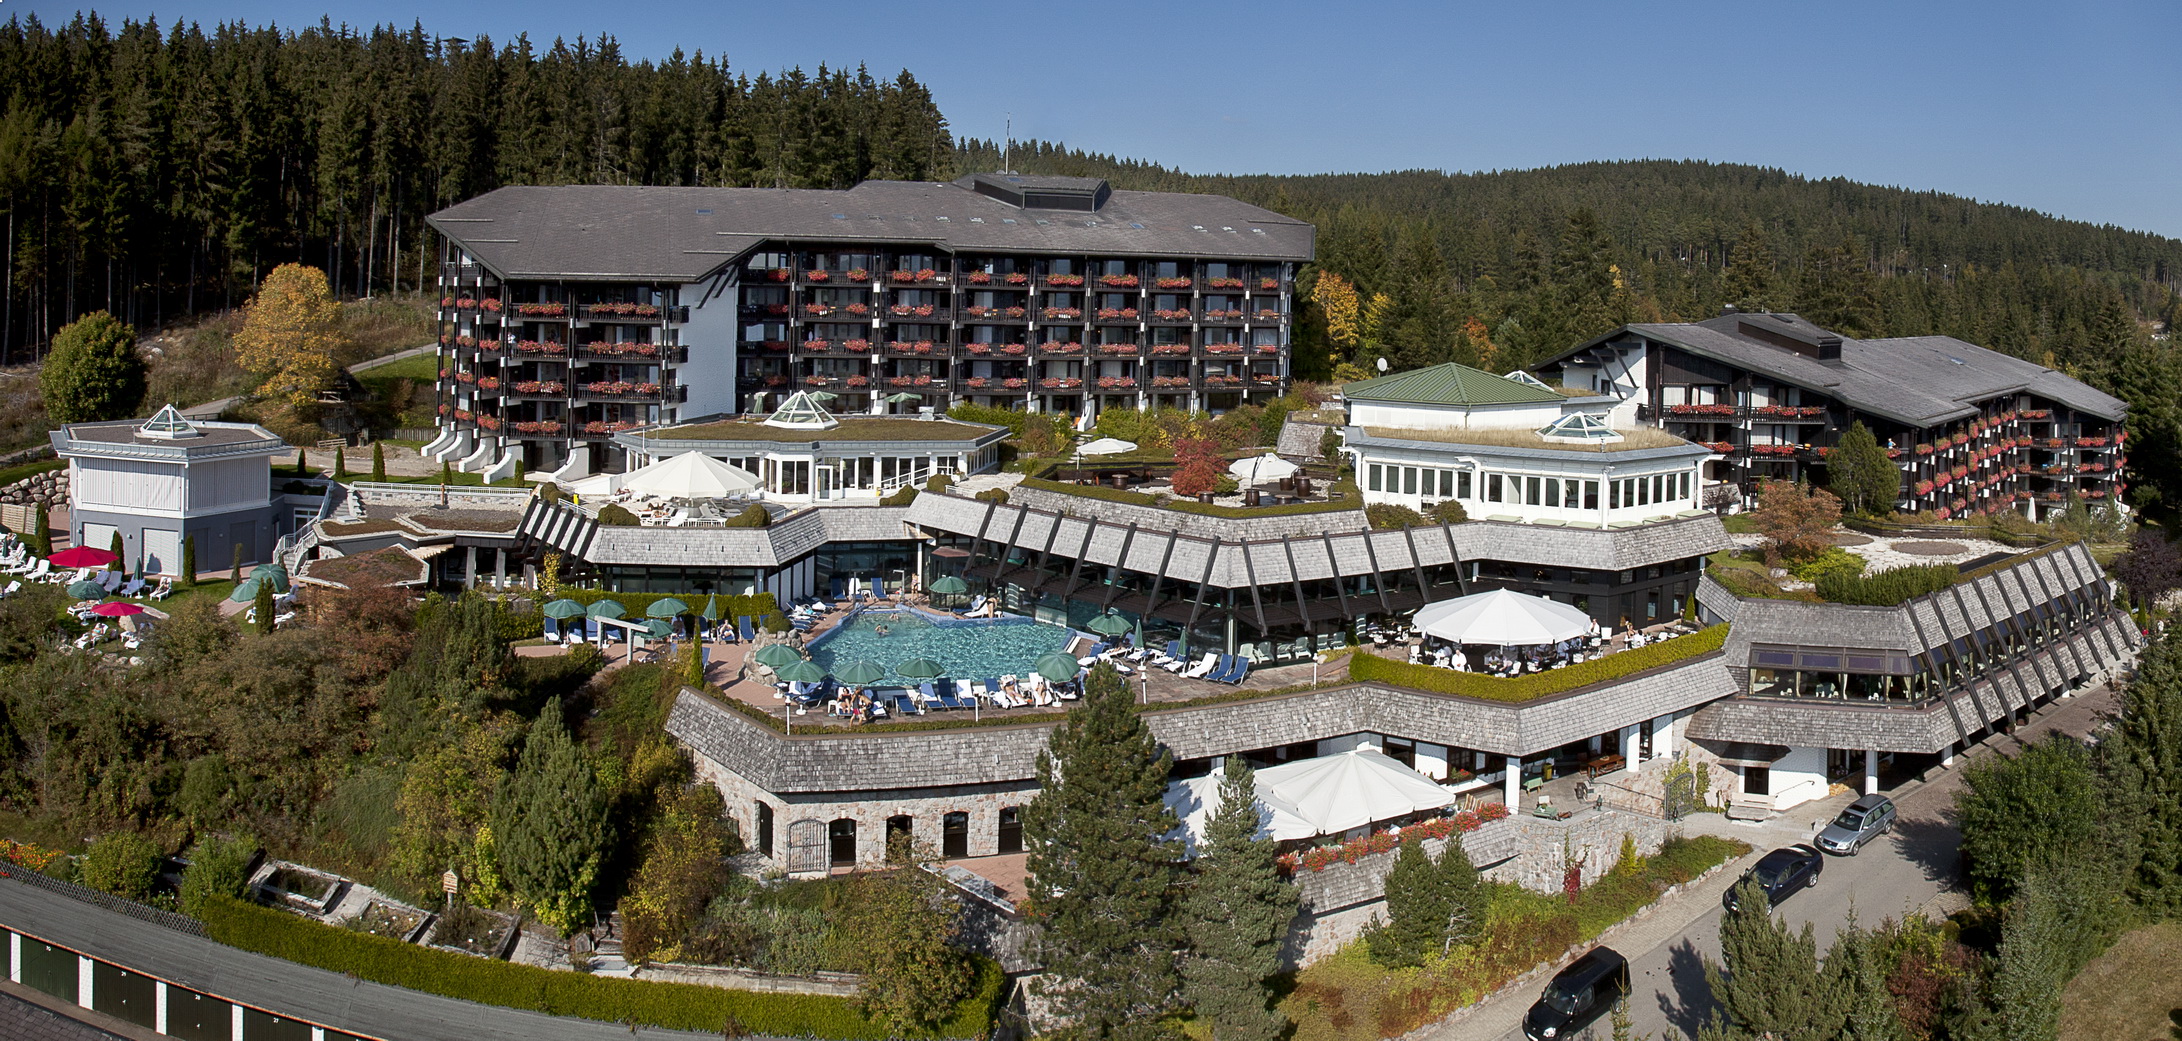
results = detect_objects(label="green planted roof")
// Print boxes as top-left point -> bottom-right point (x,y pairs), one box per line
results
1343,362 -> 1566,407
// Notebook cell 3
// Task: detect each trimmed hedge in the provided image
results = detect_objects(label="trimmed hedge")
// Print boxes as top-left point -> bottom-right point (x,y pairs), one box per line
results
1814,564 -> 1958,606
198,896 -> 1004,1038
549,588 -> 788,632
1347,625 -> 1730,703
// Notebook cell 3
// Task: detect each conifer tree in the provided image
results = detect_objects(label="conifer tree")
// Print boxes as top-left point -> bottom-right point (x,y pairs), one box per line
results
230,543 -> 243,583
1826,421 -> 1899,516
491,697 -> 610,933
252,579 -> 275,635
179,535 -> 196,588
1968,873 -> 2066,1041
1022,661 -> 1183,1039
39,311 -> 145,422
1722,219 -> 1776,312
1705,876 -> 1849,1041
371,441 -> 387,482
1366,839 -> 1446,968
1179,756 -> 1295,1041
2102,627 -> 2182,915
1434,836 -> 1485,950
332,447 -> 346,478
27,503 -> 47,556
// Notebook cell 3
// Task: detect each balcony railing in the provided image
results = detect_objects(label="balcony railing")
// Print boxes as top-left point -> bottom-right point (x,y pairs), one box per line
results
1093,308 -> 1139,324
1147,308 -> 1195,324
1036,342 -> 1085,357
1092,343 -> 1143,358
509,302 -> 572,320
575,382 -> 687,404
799,267 -> 874,284
509,420 -> 569,439
1092,376 -> 1139,391
883,340 -> 945,358
886,269 -> 951,286
572,341 -> 679,362
801,302 -> 875,320
961,271 -> 1032,288
800,339 -> 874,356
962,343 -> 1031,359
885,303 -> 948,320
962,376 -> 1031,392
508,381 -> 569,399
578,303 -> 688,323
1199,308 -> 1247,323
961,305 -> 1030,322
882,376 -> 949,392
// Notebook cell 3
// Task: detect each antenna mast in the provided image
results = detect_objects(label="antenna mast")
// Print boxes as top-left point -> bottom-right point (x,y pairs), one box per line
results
1002,115 -> 1012,174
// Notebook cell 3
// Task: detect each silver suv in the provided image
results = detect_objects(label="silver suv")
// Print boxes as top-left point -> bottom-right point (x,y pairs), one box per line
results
1816,794 -> 1896,855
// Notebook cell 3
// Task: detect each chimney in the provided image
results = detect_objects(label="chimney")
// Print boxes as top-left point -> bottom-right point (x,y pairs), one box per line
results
1817,334 -> 1844,364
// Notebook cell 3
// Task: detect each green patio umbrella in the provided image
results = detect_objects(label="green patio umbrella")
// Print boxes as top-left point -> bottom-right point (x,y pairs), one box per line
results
644,619 -> 672,638
896,658 -> 946,681
646,597 -> 692,618
1084,612 -> 1133,638
586,599 -> 627,620
701,594 -> 721,622
885,392 -> 920,404
774,660 -> 826,684
833,660 -> 888,686
1034,651 -> 1083,683
753,643 -> 804,668
808,391 -> 839,402
927,575 -> 969,595
249,562 -> 291,594
228,578 -> 264,603
541,598 -> 587,619
66,579 -> 107,599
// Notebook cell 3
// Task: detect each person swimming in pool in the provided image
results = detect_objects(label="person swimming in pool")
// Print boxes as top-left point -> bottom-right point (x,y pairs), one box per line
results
874,624 -> 890,636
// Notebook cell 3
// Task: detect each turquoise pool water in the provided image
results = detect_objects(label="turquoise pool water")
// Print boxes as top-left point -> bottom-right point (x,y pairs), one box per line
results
807,608 -> 1075,685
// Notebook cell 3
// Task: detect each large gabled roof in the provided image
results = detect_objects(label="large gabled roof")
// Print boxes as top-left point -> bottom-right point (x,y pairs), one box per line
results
1537,313 -> 2126,427
426,177 -> 1314,283
1342,361 -> 1567,408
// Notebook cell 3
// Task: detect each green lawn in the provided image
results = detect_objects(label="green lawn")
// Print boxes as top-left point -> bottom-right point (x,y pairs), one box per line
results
2060,921 -> 2182,1041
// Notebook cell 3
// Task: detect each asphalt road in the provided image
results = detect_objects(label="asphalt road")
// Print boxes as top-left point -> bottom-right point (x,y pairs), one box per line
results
1471,681 -> 2118,1041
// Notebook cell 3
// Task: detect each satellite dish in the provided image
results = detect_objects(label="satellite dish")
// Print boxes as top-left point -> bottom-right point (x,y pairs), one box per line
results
1375,357 -> 1389,373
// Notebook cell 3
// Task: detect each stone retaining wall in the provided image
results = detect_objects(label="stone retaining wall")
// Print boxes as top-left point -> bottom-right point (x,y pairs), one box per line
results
630,961 -> 862,998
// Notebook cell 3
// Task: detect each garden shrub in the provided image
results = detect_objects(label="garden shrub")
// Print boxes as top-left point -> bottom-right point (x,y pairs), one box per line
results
1427,500 -> 1469,525
924,474 -> 953,494
721,504 -> 770,528
179,834 -> 258,916
81,831 -> 164,900
1815,563 -> 1958,606
880,486 -> 917,507
195,896 -> 1004,1038
1365,503 -> 1426,530
973,488 -> 1010,504
1787,546 -> 1864,584
596,503 -> 640,526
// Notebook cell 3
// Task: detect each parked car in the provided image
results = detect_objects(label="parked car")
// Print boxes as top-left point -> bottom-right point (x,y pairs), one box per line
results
1816,794 -> 1897,855
1522,945 -> 1629,1040
1723,844 -> 1823,911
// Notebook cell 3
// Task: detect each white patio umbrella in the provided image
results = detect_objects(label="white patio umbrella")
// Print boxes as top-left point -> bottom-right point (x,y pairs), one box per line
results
1411,588 -> 1593,647
1164,769 -> 1317,854
1076,437 -> 1138,456
1228,452 -> 1300,484
620,451 -> 760,499
1256,747 -> 1456,836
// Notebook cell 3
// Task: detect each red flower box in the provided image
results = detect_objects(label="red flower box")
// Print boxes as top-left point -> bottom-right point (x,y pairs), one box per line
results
1098,307 -> 1139,320
1152,308 -> 1193,321
805,270 -> 829,282
1206,276 -> 1244,289
848,268 -> 870,282
1042,308 -> 1083,321
1099,274 -> 1140,288
1005,273 -> 1028,285
1152,343 -> 1191,356
1667,403 -> 1736,417
1044,273 -> 1085,287
1155,276 -> 1193,290
514,302 -> 567,317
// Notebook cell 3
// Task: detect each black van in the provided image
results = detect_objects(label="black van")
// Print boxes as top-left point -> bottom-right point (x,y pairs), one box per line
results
1523,945 -> 1630,1040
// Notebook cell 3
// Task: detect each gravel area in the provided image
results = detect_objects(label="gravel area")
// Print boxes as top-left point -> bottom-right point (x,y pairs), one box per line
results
1894,540 -> 1969,556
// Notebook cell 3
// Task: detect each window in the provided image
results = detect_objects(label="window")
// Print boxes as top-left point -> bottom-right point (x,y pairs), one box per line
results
1404,467 -> 1418,495
1382,737 -> 1416,769
1743,766 -> 1771,796
1526,476 -> 1542,505
1545,478 -> 1561,507
1610,481 -> 1621,509
1584,481 -> 1599,509
1487,474 -> 1504,502
1369,464 -> 1383,492
943,811 -> 970,859
829,818 -> 858,865
1458,471 -> 1473,498
998,807 -> 1023,853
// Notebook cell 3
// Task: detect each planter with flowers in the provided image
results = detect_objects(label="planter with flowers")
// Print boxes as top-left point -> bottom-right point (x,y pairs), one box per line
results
512,420 -> 565,436
1155,276 -> 1192,290
1203,343 -> 1243,355
1667,403 -> 1735,417
1096,307 -> 1138,321
1152,376 -> 1190,389
1044,273 -> 1085,288
514,302 -> 568,318
1254,309 -> 1283,321
1152,308 -> 1194,321
1096,344 -> 1140,357
1151,343 -> 1191,356
1005,273 -> 1028,286
1100,274 -> 1140,288
846,375 -> 870,388
1203,308 -> 1244,320
1039,342 -> 1084,356
1038,377 -> 1084,390
1001,343 -> 1028,356
1206,276 -> 1244,289
1096,376 -> 1138,390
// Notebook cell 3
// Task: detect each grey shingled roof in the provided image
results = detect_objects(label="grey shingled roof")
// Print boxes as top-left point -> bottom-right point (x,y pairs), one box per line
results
427,179 -> 1314,283
1342,361 -> 1567,407
1544,313 -> 2125,426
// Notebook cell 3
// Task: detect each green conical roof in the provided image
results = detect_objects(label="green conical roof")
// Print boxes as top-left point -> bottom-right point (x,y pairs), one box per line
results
1342,362 -> 1564,407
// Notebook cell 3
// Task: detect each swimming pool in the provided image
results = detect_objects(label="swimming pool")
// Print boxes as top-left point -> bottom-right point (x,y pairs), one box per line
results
806,607 -> 1077,685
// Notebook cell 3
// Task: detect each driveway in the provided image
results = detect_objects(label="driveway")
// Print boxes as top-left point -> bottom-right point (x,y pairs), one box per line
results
1438,680 -> 2119,1041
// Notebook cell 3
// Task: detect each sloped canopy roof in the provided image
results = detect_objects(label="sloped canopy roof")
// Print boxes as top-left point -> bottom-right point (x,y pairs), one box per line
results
1344,362 -> 1565,408
1413,588 -> 1594,646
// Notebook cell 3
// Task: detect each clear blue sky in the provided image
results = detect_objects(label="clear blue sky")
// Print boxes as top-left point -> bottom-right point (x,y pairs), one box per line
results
19,0 -> 2182,237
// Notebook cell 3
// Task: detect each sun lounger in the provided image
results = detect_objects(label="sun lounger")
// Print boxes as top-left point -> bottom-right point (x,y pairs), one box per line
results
1186,653 -> 1225,680
738,616 -> 756,642
117,577 -> 144,597
99,570 -> 123,593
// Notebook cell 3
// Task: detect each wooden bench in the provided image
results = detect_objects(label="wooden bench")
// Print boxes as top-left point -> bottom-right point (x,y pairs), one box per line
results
1584,754 -> 1626,779
1521,775 -> 1546,793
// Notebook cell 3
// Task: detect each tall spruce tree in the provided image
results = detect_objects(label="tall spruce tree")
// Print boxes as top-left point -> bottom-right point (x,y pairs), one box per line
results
491,697 -> 610,933
1366,839 -> 1446,968
2102,626 -> 2182,915
1722,219 -> 1777,312
179,535 -> 196,587
1022,661 -> 1184,1040
1827,421 -> 1899,516
370,441 -> 387,481
1705,876 -> 1849,1041
1967,873 -> 2067,1041
1179,756 -> 1295,1041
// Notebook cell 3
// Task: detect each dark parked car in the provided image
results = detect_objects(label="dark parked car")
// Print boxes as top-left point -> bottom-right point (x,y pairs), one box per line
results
1523,945 -> 1629,1040
1723,844 -> 1823,911
1816,794 -> 1897,855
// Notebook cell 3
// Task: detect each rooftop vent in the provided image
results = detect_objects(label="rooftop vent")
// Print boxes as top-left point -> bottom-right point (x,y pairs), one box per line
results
1737,314 -> 1844,363
961,172 -> 1110,212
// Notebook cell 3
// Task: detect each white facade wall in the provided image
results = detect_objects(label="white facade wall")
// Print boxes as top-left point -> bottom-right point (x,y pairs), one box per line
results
1755,745 -> 1830,811
1556,345 -> 1648,426
1354,441 -> 1703,524
72,456 -> 269,516
677,280 -> 741,418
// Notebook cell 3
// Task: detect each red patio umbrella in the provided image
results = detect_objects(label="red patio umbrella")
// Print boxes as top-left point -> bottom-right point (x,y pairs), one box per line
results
89,602 -> 146,617
49,546 -> 119,569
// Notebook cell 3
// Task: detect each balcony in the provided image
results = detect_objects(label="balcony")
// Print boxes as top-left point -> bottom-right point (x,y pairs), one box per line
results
1199,308 -> 1247,325
1149,375 -> 1192,390
1200,343 -> 1246,359
1147,308 -> 1195,325
471,377 -> 504,399
510,339 -> 571,358
800,375 -> 872,392
1148,343 -> 1192,358
802,302 -> 875,320
1035,341 -> 1085,357
578,303 -> 688,323
1040,307 -> 1086,322
507,380 -> 569,400
961,376 -> 1030,392
1094,307 -> 1139,325
1743,405 -> 1827,421
883,340 -> 945,359
1092,343 -> 1143,359
1202,276 -> 1247,292
1247,309 -> 1287,325
1036,376 -> 1085,392
800,338 -> 874,356
742,302 -> 793,319
572,340 -> 682,363
962,342 -> 1031,360
961,271 -> 1032,289
1250,276 -> 1285,294
885,303 -> 948,321
885,269 -> 951,287
509,420 -> 569,439
1202,374 -> 1244,389
575,380 -> 687,404
1095,274 -> 1142,291
961,305 -> 1030,323
1092,376 -> 1139,392
576,420 -> 646,440
799,267 -> 874,285
882,375 -> 949,392
509,302 -> 572,321
1152,276 -> 1194,291
1042,274 -> 1087,290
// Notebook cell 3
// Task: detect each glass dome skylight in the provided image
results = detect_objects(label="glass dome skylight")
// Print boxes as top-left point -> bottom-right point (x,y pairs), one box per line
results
136,403 -> 203,440
762,390 -> 840,430
1504,370 -> 1554,391
1536,412 -> 1624,444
